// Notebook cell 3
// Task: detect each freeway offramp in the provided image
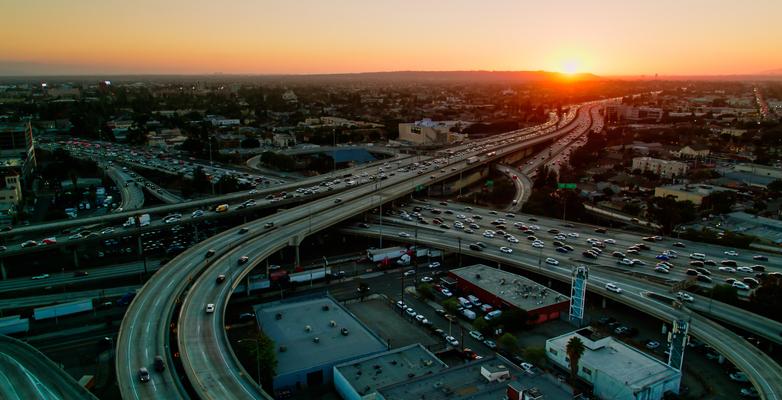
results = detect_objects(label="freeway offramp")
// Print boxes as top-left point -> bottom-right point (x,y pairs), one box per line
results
0,334 -> 97,399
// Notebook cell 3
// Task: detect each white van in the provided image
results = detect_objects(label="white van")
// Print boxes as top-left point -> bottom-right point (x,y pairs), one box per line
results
689,253 -> 706,260
467,295 -> 482,307
484,310 -> 502,321
457,297 -> 472,309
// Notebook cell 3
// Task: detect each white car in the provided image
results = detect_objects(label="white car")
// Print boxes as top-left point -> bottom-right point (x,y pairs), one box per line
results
724,250 -> 739,257
718,266 -> 736,273
737,266 -> 753,273
545,257 -> 559,265
403,270 -> 415,276
520,362 -> 534,373
732,281 -> 750,290
31,274 -> 50,280
567,232 -> 579,238
428,262 -> 441,268
499,246 -> 513,254
483,231 -> 495,238
532,242 -> 544,249
205,304 -> 215,313
605,283 -> 623,293
445,335 -> 459,347
440,288 -> 453,297
421,276 -> 433,283
405,307 -> 417,317
398,232 -> 411,238
604,238 -> 616,244
677,292 -> 694,302
469,330 -> 485,341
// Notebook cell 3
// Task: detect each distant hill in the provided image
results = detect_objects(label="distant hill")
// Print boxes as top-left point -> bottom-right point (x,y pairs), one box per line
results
275,70 -> 601,83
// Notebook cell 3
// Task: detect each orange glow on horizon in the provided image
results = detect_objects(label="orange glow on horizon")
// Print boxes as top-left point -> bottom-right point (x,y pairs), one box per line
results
0,1 -> 780,76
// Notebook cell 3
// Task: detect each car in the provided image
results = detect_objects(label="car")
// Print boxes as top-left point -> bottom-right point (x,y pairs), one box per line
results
238,256 -> 250,264
138,367 -> 150,383
545,257 -> 559,265
499,246 -> 513,254
405,307 -> 416,317
216,274 -> 226,283
154,355 -> 165,372
582,250 -> 597,259
206,304 -> 215,313
21,240 -> 38,248
396,300 -> 406,309
752,255 -> 768,261
469,330 -> 485,341
732,281 -> 750,290
605,283 -> 623,293
73,271 -> 89,277
737,266 -> 754,273
677,292 -> 694,302
604,238 -> 616,244
645,340 -> 661,350
555,247 -> 568,253
724,250 -> 739,256
334,198 -> 342,203
741,387 -> 760,398
445,335 -> 459,347
519,362 -> 534,373
567,232 -> 579,238
415,314 -> 426,323
673,242 -> 686,248
654,266 -> 670,274
403,270 -> 415,277
440,288 -> 453,297
31,274 -> 50,280
730,371 -> 749,382
483,339 -> 497,349
421,276 -> 433,283
205,249 -> 216,258
719,266 -> 736,273
428,262 -> 441,268
398,232 -> 411,238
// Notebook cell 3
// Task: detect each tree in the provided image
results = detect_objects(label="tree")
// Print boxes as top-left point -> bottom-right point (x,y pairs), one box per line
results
750,274 -> 782,321
241,137 -> 261,148
711,284 -> 738,305
417,284 -> 434,300
192,166 -> 210,193
566,336 -> 585,391
472,317 -> 490,335
498,333 -> 520,355
496,309 -> 529,331
442,298 -> 459,315
768,179 -> 782,193
523,346 -> 547,366
240,331 -> 277,391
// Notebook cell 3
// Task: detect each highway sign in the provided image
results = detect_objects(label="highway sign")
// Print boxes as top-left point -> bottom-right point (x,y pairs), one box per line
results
557,183 -> 577,189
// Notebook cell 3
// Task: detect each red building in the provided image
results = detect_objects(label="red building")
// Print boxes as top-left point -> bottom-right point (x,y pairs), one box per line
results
448,264 -> 569,325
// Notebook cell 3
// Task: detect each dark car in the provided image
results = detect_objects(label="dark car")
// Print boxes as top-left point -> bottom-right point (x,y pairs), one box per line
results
752,255 -> 768,262
138,367 -> 150,382
154,356 -> 165,372
469,244 -> 482,251
594,228 -> 607,234
696,274 -> 713,283
216,274 -> 226,284
685,269 -> 699,276
238,227 -> 249,234
205,249 -> 216,258
73,271 -> 89,277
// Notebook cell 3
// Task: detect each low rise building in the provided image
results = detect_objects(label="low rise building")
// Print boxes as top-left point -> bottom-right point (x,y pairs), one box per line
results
632,157 -> 689,178
333,344 -> 448,400
546,327 -> 681,400
653,184 -> 733,205
255,295 -> 387,393
671,145 -> 710,159
398,119 -> 467,145
378,355 -> 572,400
733,163 -> 782,180
448,264 -> 569,325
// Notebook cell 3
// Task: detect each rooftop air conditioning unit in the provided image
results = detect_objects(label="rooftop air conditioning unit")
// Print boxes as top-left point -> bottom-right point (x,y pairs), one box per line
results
313,337 -> 320,343
305,325 -> 312,332
330,320 -> 337,327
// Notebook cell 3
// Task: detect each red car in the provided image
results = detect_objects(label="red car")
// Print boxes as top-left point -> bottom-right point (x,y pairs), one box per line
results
42,237 -> 57,245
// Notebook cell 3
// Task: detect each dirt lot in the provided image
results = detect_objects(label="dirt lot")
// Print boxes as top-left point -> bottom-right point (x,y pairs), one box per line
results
347,298 -> 438,349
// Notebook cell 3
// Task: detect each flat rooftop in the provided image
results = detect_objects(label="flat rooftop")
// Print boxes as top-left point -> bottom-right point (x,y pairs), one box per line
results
255,296 -> 387,377
450,264 -> 569,312
548,328 -> 680,391
334,344 -> 448,397
378,355 -> 572,400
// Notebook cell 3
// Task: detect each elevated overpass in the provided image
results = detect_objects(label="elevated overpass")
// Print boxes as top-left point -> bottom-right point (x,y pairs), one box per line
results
115,101 -> 611,399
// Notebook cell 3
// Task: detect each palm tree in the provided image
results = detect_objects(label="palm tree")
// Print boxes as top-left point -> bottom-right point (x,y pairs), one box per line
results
566,336 -> 585,392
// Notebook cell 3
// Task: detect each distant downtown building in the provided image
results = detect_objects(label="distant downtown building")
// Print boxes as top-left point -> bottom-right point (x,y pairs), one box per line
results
398,119 -> 467,145
546,327 -> 681,400
632,157 -> 689,179
448,264 -> 569,325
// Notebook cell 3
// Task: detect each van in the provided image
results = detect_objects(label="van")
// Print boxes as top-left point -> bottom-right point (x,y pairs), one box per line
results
457,297 -> 472,309
215,204 -> 229,213
467,295 -> 482,307
154,356 -> 165,372
484,310 -> 503,321
689,253 -> 706,260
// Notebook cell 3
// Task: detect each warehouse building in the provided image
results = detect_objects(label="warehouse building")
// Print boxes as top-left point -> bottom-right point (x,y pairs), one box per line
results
255,295 -> 387,393
333,344 -> 448,400
448,264 -> 569,324
546,327 -> 681,400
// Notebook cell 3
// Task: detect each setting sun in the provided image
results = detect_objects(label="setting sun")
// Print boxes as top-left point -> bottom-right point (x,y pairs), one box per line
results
561,60 -> 580,74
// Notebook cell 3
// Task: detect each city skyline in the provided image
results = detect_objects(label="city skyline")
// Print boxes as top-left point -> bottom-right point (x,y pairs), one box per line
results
2,0 -> 782,76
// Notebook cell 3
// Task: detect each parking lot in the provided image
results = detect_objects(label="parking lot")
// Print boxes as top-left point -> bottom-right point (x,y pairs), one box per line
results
347,298 -> 439,350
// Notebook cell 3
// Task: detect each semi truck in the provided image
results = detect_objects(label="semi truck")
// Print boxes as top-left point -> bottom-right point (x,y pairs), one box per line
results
396,247 -> 443,265
367,247 -> 408,263
467,156 -> 479,165
33,299 -> 93,320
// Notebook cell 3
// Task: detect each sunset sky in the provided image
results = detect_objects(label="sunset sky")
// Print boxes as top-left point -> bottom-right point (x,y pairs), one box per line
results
1,0 -> 781,76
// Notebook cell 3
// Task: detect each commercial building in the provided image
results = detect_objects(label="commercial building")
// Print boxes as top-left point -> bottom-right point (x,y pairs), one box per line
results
717,212 -> 782,244
671,145 -> 710,159
546,327 -> 681,400
733,163 -> 782,180
378,355 -> 572,400
653,184 -> 733,205
0,122 -> 36,179
448,265 -> 569,325
255,295 -> 387,392
398,119 -> 467,145
632,157 -> 689,178
333,344 -> 448,400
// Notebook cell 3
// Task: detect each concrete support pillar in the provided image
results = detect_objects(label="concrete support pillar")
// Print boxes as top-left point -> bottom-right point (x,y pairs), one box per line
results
0,259 -> 6,280
245,275 -> 251,296
294,244 -> 300,268
73,250 -> 79,268
601,297 -> 607,309
137,235 -> 143,257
